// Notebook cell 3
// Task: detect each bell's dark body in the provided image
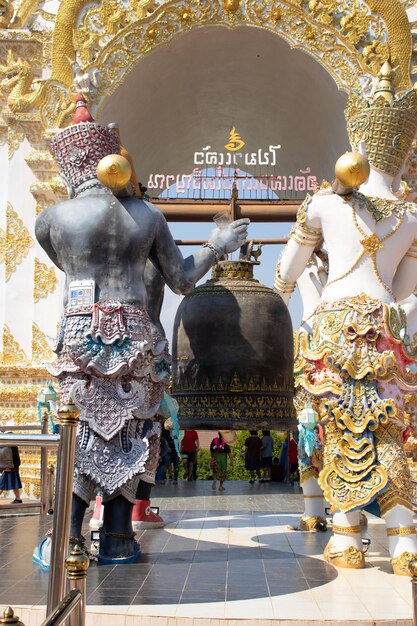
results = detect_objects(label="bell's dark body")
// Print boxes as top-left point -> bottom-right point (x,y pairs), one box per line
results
172,260 -> 296,430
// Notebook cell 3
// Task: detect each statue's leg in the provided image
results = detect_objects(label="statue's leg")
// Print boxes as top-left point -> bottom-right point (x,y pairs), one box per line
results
324,510 -> 365,569
132,479 -> 165,530
383,505 -> 417,575
300,477 -> 327,531
98,495 -> 140,564
89,494 -> 103,530
70,493 -> 88,543
132,423 -> 165,530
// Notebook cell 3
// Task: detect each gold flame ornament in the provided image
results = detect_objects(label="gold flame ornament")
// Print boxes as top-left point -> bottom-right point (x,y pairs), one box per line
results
96,154 -> 132,190
225,126 -> 245,152
335,151 -> 370,188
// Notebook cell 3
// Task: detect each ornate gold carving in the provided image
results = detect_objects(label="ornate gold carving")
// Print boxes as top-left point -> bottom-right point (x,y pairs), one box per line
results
360,233 -> 384,255
0,50 -> 46,114
0,383 -> 43,403
62,0 -> 373,125
212,260 -> 254,280
387,525 -> 416,536
0,0 -> 13,28
46,0 -> 411,106
32,323 -> 54,364
299,296 -> 417,513
300,465 -> 320,483
307,0 -> 388,73
222,0 -> 241,15
132,0 -> 158,19
346,65 -> 417,178
25,150 -> 58,174
299,516 -> 327,531
7,121 -> 25,160
391,551 -> 417,576
40,83 -> 73,130
366,0 -> 412,88
324,541 -> 365,569
0,226 -> 5,265
376,420 -> 414,515
0,409 -> 38,425
308,0 -> 411,84
173,390 -> 295,426
333,524 -> 362,535
5,202 -> 34,280
4,115 -> 47,160
34,258 -> 57,302
354,190 -> 415,222
0,324 -> 29,365
14,0 -> 54,27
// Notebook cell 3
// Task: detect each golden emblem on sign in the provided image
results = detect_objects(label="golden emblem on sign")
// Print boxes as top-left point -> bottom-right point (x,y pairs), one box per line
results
225,126 -> 245,152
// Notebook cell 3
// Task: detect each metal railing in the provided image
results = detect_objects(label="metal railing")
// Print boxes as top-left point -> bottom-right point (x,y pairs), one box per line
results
40,590 -> 82,626
0,415 -> 55,516
0,400 -> 84,622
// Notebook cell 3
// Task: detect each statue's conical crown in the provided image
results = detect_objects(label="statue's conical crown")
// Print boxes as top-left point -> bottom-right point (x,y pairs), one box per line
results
51,96 -> 120,193
345,62 -> 417,177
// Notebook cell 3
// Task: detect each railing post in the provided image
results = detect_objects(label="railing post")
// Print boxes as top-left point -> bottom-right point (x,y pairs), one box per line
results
65,545 -> 89,626
47,462 -> 55,514
40,411 -> 49,517
0,608 -> 25,626
47,399 -> 80,615
410,558 -> 417,626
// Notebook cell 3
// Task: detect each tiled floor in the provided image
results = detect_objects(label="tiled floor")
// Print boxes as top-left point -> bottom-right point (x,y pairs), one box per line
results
0,480 -> 414,625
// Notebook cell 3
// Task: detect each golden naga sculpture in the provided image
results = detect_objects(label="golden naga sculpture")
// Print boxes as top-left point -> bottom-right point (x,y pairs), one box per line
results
0,50 -> 46,114
133,0 -> 158,20
0,0 -> 13,28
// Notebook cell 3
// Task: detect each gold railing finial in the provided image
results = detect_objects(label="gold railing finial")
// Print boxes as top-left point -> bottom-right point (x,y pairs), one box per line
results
0,607 -> 25,626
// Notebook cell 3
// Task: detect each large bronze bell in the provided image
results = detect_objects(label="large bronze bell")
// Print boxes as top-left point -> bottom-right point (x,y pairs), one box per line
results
172,259 -> 296,430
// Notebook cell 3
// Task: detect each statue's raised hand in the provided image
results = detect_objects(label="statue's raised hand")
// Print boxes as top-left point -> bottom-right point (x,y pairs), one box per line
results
209,218 -> 250,255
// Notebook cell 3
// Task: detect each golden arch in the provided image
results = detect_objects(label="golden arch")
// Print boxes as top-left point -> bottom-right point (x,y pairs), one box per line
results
38,0 -> 413,129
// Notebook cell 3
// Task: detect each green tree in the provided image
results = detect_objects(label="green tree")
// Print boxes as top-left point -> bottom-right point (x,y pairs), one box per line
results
196,431 -> 286,480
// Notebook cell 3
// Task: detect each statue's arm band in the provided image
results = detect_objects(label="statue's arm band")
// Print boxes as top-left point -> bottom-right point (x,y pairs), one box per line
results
273,262 -> 296,294
290,223 -> 322,247
203,241 -> 223,262
405,239 -> 417,259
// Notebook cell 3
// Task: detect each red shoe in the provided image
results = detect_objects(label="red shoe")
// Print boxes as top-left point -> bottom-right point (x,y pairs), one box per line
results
89,495 -> 103,530
132,500 -> 165,530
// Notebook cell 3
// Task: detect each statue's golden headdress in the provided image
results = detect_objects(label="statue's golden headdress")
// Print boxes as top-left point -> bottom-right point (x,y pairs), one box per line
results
345,62 -> 417,177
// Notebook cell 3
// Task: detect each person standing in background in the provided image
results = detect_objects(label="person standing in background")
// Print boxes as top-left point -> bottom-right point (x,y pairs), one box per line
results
260,430 -> 274,483
288,432 -> 299,485
210,432 -> 232,491
0,439 -> 22,503
181,429 -> 199,481
245,431 -> 262,484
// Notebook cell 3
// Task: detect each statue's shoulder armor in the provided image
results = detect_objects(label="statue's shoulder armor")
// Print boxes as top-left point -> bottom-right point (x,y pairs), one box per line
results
404,199 -> 417,215
314,180 -> 334,198
296,186 -> 333,222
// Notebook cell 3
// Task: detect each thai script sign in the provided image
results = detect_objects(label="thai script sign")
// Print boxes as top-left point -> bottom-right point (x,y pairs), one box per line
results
147,167 -> 318,195
146,128 -> 318,196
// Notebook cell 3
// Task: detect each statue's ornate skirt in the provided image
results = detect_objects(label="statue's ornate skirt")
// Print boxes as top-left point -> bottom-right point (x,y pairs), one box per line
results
47,299 -> 170,503
294,294 -> 416,514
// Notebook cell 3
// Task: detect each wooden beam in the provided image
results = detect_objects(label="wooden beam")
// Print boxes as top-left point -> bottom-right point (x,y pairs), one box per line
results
153,198 -> 299,222
174,238 -> 288,245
